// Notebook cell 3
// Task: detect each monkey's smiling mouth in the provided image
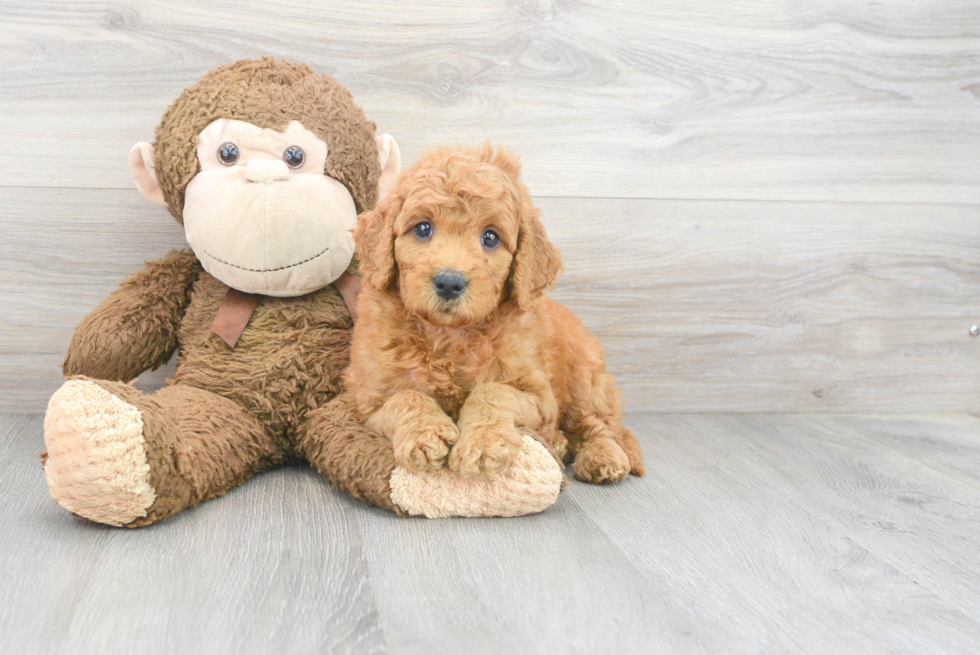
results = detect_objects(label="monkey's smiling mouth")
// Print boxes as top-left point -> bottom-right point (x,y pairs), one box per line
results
204,245 -> 330,273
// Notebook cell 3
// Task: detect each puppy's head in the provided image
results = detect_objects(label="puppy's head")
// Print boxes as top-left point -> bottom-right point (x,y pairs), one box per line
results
356,143 -> 562,327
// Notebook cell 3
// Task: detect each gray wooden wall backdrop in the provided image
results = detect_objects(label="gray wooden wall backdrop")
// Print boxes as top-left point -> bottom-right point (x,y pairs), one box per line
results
1,0 -> 978,413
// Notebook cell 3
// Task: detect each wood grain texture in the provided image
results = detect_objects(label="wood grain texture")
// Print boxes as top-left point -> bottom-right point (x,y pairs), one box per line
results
822,415 -> 980,487
0,0 -> 978,202
0,414 -> 387,655
3,187 -> 977,413
570,413 -> 980,653
547,197 -> 980,413
1,0 -> 978,412
4,412 -> 980,653
355,504 -> 708,653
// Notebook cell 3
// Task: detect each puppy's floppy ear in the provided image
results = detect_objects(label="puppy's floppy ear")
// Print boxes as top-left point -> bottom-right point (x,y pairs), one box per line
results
496,146 -> 562,310
355,194 -> 402,291
508,201 -> 563,311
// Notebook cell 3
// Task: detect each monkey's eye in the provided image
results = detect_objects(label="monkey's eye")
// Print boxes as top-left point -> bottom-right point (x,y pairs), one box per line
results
414,221 -> 433,240
217,142 -> 240,166
283,145 -> 305,169
481,229 -> 500,249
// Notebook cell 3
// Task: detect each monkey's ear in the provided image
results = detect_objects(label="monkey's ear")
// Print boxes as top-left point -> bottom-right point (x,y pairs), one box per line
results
355,194 -> 401,291
376,134 -> 401,200
128,142 -> 167,207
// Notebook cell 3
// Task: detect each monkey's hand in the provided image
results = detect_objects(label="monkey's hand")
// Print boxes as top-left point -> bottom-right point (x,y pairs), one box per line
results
63,249 -> 200,381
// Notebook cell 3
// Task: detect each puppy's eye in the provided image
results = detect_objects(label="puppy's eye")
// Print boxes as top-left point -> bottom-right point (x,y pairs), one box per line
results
218,142 -> 240,166
481,229 -> 500,249
283,145 -> 305,169
414,221 -> 433,240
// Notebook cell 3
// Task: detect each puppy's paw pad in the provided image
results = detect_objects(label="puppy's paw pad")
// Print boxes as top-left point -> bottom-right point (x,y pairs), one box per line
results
573,439 -> 631,484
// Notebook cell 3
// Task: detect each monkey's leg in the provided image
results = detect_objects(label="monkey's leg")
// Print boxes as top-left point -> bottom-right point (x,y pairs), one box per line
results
298,393 -> 564,518
297,393 -> 401,513
43,377 -> 277,527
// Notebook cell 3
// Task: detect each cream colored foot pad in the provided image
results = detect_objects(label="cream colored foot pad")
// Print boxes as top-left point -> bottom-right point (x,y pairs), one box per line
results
43,380 -> 156,526
390,434 -> 563,518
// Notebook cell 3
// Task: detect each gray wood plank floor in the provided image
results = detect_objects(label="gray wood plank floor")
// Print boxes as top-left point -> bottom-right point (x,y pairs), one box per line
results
3,412 -> 980,654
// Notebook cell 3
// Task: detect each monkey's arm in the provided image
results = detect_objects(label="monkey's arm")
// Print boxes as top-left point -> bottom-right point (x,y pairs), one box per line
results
63,249 -> 201,381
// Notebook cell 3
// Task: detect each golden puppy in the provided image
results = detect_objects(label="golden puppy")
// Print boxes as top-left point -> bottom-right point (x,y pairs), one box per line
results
346,144 -> 644,484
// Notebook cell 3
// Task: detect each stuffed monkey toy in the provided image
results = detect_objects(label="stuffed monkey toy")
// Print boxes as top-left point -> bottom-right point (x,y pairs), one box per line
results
41,58 -> 562,526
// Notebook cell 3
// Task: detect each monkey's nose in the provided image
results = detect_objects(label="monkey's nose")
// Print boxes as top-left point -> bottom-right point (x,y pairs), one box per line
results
245,159 -> 290,183
432,270 -> 468,301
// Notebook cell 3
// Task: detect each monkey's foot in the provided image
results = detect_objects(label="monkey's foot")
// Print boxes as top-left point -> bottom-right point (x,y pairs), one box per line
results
43,379 -> 156,526
389,434 -> 563,518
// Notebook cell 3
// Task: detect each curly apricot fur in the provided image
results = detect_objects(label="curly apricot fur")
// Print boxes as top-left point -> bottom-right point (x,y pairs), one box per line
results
347,144 -> 645,483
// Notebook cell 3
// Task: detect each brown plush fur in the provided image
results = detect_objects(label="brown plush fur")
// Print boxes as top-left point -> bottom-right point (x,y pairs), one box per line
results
347,144 -> 645,483
155,56 -> 381,220
55,58 -> 400,525
68,376 -> 275,526
299,392 -> 404,515
62,250 -> 399,523
63,249 -> 200,382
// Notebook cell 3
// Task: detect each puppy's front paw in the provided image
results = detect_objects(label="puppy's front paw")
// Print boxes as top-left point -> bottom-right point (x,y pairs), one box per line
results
393,418 -> 459,471
449,422 -> 523,477
572,438 -> 631,484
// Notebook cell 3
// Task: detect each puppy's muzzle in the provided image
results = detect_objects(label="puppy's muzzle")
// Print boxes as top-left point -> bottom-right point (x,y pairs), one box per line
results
432,270 -> 467,301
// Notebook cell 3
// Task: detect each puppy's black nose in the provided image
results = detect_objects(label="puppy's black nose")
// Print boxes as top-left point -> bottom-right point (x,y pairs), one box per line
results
432,270 -> 468,301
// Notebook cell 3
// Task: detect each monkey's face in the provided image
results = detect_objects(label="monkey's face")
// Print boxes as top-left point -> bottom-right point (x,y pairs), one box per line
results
182,118 -> 357,297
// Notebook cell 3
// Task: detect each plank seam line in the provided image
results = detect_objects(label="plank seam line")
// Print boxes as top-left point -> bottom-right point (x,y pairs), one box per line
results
1,186 -> 979,209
